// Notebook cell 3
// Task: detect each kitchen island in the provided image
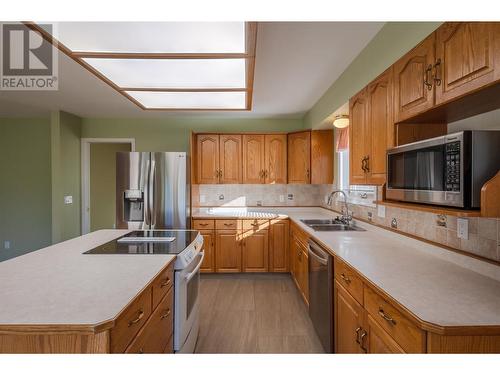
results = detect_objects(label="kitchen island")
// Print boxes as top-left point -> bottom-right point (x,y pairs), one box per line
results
0,230 -> 176,353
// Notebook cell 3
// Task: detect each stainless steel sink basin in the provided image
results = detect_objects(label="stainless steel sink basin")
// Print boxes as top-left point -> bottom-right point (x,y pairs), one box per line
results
300,219 -> 343,225
308,224 -> 365,232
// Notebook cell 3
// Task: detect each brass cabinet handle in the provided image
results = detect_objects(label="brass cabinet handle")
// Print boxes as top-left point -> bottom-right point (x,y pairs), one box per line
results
251,223 -> 259,227
359,330 -> 368,353
161,308 -> 171,320
306,169 -> 310,180
433,58 -> 442,86
160,277 -> 170,288
340,273 -> 351,284
365,155 -> 370,173
424,64 -> 433,90
138,348 -> 144,354
355,327 -> 362,344
378,308 -> 396,325
218,169 -> 223,178
128,309 -> 144,327
264,170 -> 268,178
198,223 -> 208,227
223,223 -> 233,227
214,170 -> 219,178
361,157 -> 367,172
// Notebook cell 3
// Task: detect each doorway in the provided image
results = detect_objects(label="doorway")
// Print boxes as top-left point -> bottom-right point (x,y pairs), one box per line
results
81,138 -> 135,234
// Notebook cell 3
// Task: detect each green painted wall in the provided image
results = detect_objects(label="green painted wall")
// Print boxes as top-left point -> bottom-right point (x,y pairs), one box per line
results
81,117 -> 305,151
304,22 -> 443,128
0,118 -> 52,261
90,142 -> 131,231
59,111 -> 82,241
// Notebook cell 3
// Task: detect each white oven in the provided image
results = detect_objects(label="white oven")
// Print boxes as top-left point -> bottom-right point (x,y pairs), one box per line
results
173,236 -> 204,353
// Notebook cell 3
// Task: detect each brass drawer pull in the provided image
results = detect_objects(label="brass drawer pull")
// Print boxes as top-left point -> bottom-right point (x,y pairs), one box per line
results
128,309 -> 144,327
340,273 -> 351,284
160,277 -> 171,288
198,223 -> 208,227
424,64 -> 433,90
378,308 -> 396,325
161,308 -> 171,320
223,223 -> 233,226
359,330 -> 368,353
355,327 -> 362,344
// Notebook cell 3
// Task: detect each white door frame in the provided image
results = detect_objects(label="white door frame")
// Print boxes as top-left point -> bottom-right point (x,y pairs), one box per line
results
81,138 -> 136,234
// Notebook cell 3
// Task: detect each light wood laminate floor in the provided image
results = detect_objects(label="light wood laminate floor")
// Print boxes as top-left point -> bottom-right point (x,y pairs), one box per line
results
195,273 -> 325,353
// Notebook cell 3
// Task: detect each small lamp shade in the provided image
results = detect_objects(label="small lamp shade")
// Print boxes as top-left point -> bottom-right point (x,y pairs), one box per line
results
333,115 -> 349,128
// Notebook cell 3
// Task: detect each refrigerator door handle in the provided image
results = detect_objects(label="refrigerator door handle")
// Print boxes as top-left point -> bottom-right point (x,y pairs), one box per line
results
149,160 -> 156,228
144,159 -> 151,226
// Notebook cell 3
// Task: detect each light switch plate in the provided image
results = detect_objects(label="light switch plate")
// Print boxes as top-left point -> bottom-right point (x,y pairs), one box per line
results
64,195 -> 73,204
279,195 -> 285,203
457,218 -> 469,240
377,205 -> 386,218
200,195 -> 206,203
4,241 -> 10,249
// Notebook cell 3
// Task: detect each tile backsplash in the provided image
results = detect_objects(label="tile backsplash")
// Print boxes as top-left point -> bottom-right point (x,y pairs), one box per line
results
192,183 -> 500,262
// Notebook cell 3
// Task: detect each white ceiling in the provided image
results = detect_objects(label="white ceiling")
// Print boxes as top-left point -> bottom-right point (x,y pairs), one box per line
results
0,22 -> 383,118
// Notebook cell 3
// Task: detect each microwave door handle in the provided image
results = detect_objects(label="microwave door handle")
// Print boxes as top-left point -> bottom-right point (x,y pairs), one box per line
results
149,160 -> 156,228
184,252 -> 205,282
144,159 -> 150,226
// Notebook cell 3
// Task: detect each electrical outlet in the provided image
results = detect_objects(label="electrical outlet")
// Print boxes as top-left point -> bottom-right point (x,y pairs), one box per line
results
279,195 -> 285,203
218,194 -> 224,201
457,218 -> 469,240
391,218 -> 398,229
377,205 -> 386,218
367,212 -> 373,222
4,241 -> 10,249
287,194 -> 294,201
199,195 -> 206,203
64,195 -> 73,204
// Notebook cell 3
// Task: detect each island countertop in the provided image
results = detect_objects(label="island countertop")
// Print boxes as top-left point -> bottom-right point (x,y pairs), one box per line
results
193,207 -> 500,329
0,230 -> 176,328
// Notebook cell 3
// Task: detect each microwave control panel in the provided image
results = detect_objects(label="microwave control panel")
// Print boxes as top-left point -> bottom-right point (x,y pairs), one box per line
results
445,141 -> 460,192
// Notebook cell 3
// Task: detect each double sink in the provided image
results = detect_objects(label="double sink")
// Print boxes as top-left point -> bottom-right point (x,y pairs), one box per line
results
300,219 -> 365,232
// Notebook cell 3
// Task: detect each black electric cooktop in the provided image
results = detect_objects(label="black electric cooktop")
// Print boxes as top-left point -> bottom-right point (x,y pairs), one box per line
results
83,230 -> 199,255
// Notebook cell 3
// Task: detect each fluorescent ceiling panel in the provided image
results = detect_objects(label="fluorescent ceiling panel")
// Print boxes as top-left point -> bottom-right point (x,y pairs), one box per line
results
83,58 -> 246,88
126,91 -> 246,109
55,22 -> 246,53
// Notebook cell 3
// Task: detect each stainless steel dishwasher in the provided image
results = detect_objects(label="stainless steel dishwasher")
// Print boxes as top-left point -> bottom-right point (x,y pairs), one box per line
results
308,239 -> 333,353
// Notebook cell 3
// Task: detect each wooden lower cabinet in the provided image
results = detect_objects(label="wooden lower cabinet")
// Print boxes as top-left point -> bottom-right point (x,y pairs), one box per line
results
215,230 -> 242,273
366,314 -> 405,354
335,281 -> 365,353
269,219 -> 289,272
200,230 -> 216,273
242,229 -> 269,272
290,224 -> 309,305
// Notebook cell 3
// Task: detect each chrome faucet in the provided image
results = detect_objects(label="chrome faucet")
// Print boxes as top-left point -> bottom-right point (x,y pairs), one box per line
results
327,190 -> 352,225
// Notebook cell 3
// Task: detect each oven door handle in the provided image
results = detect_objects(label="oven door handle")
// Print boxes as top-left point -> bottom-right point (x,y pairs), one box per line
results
184,251 -> 205,282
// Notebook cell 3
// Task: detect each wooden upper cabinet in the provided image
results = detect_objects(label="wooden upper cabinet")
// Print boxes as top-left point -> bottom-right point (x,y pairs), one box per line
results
219,134 -> 242,184
196,134 -> 219,184
287,131 -> 311,184
264,134 -> 287,184
366,68 -> 394,185
335,282 -> 365,354
394,33 -> 436,122
242,134 -> 265,184
349,88 -> 368,185
311,129 -> 334,184
435,22 -> 500,105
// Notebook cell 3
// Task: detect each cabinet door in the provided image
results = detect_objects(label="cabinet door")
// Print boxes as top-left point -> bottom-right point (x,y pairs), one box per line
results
200,230 -> 215,273
215,230 -> 241,272
196,134 -> 219,184
366,314 -> 405,354
435,22 -> 500,105
366,68 -> 394,185
287,131 -> 311,184
242,230 -> 269,272
264,134 -> 287,184
242,134 -> 265,184
349,89 -> 368,185
311,129 -> 334,184
269,219 -> 289,272
335,282 -> 365,353
219,134 -> 242,184
393,33 -> 436,122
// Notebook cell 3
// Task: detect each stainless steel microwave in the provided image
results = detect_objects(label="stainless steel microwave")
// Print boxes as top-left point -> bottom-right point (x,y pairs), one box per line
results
386,131 -> 500,209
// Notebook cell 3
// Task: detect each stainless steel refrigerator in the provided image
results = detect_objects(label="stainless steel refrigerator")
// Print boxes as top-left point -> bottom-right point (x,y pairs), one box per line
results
116,152 -> 190,229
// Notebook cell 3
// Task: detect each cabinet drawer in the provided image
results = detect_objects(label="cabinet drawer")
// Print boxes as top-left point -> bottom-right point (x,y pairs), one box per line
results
216,219 -> 241,230
334,258 -> 364,305
125,288 -> 174,354
193,219 -> 215,230
152,264 -> 173,309
111,287 -> 152,353
242,219 -> 269,231
364,286 -> 425,353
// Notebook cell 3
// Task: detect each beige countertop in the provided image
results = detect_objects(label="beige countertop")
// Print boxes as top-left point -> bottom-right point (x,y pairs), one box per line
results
0,230 -> 176,328
193,207 -> 500,328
